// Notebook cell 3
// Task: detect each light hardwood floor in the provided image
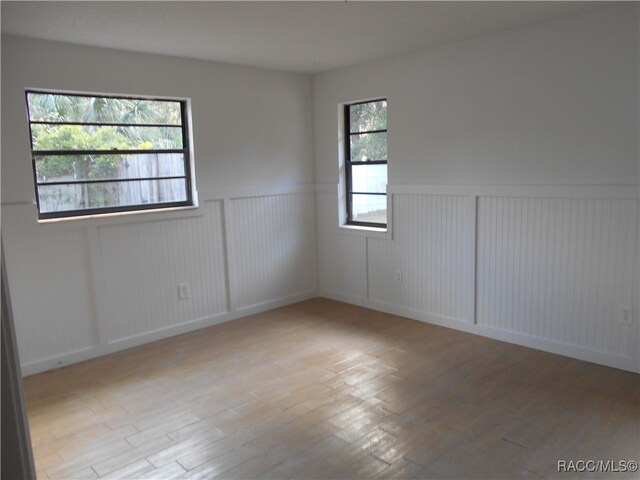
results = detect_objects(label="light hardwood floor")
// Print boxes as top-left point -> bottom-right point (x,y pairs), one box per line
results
24,299 -> 639,479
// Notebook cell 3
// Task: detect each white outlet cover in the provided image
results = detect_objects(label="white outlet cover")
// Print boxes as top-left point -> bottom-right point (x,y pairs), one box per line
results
178,282 -> 190,300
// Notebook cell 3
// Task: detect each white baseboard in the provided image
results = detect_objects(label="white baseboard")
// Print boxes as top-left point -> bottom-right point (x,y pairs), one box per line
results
318,289 -> 638,374
21,288 -> 636,376
20,289 -> 317,376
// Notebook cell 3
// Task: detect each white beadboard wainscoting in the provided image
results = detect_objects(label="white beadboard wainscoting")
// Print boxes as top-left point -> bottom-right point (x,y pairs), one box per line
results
229,194 -> 316,311
317,183 -> 640,373
2,187 -> 317,375
5,181 -> 638,375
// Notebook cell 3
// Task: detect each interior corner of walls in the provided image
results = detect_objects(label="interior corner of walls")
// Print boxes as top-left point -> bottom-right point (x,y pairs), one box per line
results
318,289 -> 368,308
311,195 -> 321,295
235,289 -> 317,315
231,192 -> 316,303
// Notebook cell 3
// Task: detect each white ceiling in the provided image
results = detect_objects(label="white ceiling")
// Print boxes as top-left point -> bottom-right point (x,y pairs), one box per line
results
1,1 -> 604,73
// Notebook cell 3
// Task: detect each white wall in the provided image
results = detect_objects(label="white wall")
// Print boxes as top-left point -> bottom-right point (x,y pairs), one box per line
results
314,4 -> 640,372
1,35 -> 317,374
314,4 -> 638,186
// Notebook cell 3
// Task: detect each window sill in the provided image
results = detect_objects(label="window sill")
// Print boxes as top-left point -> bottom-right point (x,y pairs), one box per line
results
36,204 -> 202,230
338,224 -> 392,240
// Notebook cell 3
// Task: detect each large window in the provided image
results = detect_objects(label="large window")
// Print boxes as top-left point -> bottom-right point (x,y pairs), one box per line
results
26,91 -> 195,220
344,99 -> 387,227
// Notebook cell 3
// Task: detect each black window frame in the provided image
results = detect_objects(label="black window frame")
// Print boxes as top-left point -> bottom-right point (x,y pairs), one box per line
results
25,90 -> 194,220
344,98 -> 388,228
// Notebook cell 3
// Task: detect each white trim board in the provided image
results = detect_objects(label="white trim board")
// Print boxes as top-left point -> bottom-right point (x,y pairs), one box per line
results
316,183 -> 639,199
1,184 -> 316,231
389,184 -> 639,199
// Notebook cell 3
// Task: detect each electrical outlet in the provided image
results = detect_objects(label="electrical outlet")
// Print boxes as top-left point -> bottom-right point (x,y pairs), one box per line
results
620,306 -> 633,325
395,271 -> 403,284
178,282 -> 190,300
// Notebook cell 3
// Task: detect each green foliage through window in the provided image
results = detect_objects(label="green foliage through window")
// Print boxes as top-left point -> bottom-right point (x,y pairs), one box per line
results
345,99 -> 388,227
26,91 -> 193,219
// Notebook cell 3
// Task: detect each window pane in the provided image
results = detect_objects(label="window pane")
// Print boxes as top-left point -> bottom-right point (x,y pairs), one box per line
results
27,93 -> 182,125
35,153 -> 186,183
351,194 -> 387,224
350,132 -> 387,161
31,124 -> 183,151
351,164 -> 387,193
349,100 -> 387,133
38,179 -> 188,213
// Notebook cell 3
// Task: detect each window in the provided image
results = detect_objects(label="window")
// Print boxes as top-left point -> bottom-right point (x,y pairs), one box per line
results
344,99 -> 387,228
26,90 -> 195,220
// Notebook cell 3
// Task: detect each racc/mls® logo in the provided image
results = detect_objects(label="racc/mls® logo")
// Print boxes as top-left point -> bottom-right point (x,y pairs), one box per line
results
557,460 -> 638,473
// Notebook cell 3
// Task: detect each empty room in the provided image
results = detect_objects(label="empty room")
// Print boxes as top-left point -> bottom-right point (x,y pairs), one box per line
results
1,1 -> 638,479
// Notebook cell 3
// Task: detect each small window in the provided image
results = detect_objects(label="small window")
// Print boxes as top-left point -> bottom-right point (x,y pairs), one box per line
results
344,99 -> 387,227
26,90 -> 195,220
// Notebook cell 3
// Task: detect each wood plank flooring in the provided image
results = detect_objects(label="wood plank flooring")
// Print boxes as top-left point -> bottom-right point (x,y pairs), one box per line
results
23,299 -> 639,479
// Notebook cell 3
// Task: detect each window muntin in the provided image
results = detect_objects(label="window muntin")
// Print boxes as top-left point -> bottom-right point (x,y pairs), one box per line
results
26,91 -> 194,220
345,99 -> 387,227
